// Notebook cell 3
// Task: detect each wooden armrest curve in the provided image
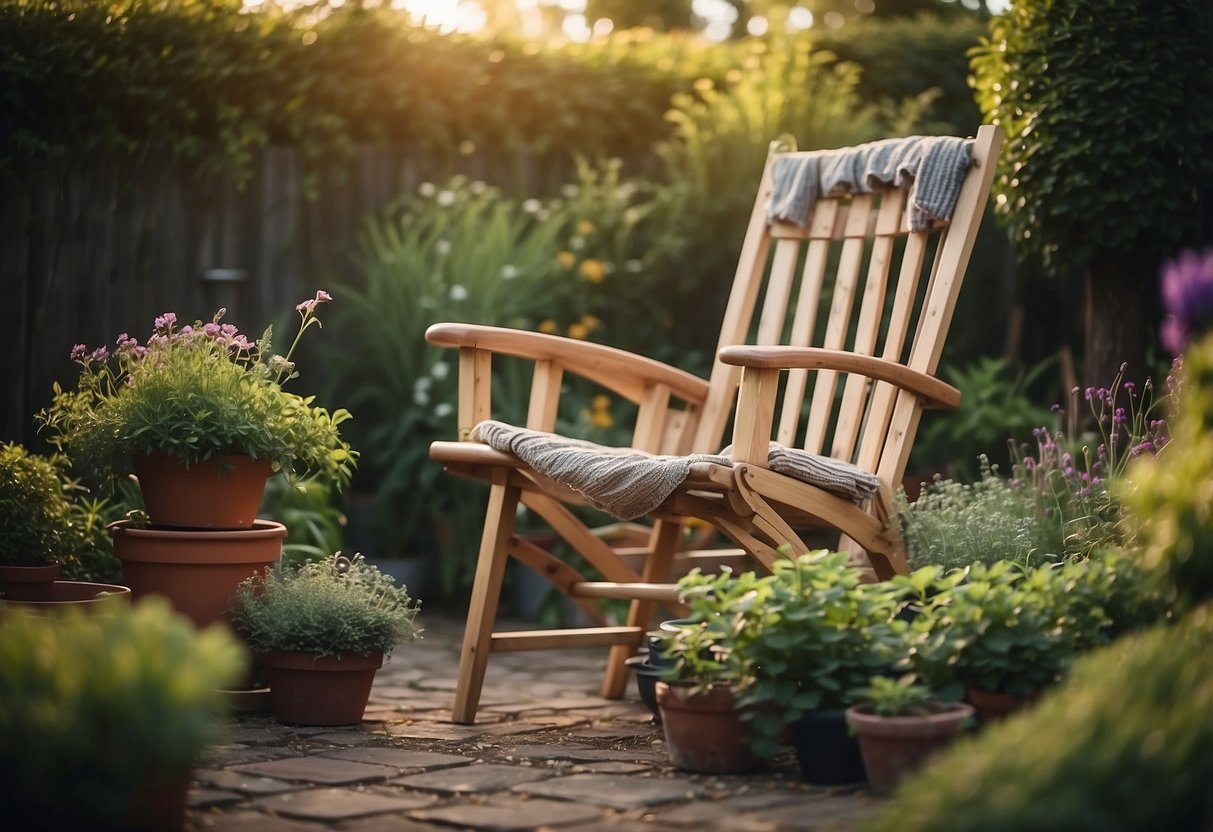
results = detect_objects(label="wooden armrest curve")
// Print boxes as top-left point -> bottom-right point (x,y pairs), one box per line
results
718,345 -> 960,409
427,322 -> 710,405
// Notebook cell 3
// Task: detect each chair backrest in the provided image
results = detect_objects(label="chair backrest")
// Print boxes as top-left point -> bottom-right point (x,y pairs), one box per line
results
679,125 -> 1002,488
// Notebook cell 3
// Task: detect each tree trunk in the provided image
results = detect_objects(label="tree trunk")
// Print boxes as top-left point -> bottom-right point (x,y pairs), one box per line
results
1083,250 -> 1160,392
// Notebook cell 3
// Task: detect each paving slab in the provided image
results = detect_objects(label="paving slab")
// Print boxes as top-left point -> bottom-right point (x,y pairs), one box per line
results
191,810 -> 321,831
187,788 -> 244,809
500,745 -> 665,764
391,762 -> 556,794
250,787 -> 435,821
384,721 -> 488,741
195,769 -> 301,795
320,747 -> 473,771
512,773 -> 701,809
409,797 -> 605,830
231,756 -> 397,785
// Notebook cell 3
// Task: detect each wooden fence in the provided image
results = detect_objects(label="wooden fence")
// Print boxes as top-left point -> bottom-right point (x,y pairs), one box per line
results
0,145 -> 584,446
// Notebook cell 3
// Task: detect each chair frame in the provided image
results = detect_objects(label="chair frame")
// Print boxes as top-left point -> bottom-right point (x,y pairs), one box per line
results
428,125 -> 1004,723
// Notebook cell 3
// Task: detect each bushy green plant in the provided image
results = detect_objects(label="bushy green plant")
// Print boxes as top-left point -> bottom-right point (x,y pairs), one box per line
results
897,462 -> 1065,572
38,293 -> 356,491
259,475 -> 346,567
728,552 -> 908,756
859,603 -> 1213,832
0,598 -> 247,828
0,442 -> 79,568
902,554 -> 1169,700
230,553 -> 421,658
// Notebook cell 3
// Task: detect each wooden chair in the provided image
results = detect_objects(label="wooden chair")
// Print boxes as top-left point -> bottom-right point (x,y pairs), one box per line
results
428,125 -> 1004,723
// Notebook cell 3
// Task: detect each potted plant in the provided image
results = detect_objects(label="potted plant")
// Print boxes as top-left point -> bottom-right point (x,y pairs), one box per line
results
653,568 -> 773,774
845,674 -> 974,794
729,551 -> 909,785
229,552 -> 421,726
38,291 -> 357,529
0,598 -> 246,830
0,442 -> 130,607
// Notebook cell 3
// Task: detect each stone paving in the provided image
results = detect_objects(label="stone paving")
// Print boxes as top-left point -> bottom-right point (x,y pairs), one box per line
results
187,615 -> 882,831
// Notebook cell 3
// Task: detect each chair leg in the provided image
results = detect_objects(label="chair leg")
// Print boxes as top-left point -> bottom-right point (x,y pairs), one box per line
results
452,477 -> 521,724
601,520 -> 683,699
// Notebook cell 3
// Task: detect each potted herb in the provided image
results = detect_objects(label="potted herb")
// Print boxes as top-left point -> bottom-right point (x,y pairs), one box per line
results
229,552 -> 421,726
653,568 -> 772,774
0,442 -> 129,606
729,551 -> 908,785
845,674 -> 974,794
0,598 -> 246,830
38,291 -> 357,530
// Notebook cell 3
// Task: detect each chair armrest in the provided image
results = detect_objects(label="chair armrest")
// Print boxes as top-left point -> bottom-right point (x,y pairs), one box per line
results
427,322 -> 710,406
718,345 -> 959,410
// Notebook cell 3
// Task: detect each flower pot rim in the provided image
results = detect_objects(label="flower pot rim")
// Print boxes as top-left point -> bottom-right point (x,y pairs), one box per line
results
259,649 -> 385,672
109,518 -> 287,541
846,700 -> 976,727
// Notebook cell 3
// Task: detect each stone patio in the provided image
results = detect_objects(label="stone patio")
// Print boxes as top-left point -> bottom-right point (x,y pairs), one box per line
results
188,615 -> 882,831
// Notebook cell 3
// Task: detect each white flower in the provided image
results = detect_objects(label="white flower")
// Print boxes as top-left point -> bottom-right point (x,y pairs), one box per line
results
500,265 -> 518,280
434,402 -> 454,418
522,199 -> 542,214
418,182 -> 436,197
569,236 -> 585,251
470,180 -> 488,195
435,239 -> 452,256
561,184 -> 580,198
626,259 -> 644,273
414,376 -> 433,392
430,362 -> 450,380
449,284 -> 468,301
437,190 -> 456,207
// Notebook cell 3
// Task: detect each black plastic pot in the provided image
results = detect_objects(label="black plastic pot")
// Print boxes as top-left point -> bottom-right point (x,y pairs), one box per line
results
788,710 -> 867,785
624,654 -> 663,724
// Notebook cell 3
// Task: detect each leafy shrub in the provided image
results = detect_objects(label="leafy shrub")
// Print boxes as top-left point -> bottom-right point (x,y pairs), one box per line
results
0,442 -> 81,568
230,553 -> 421,658
0,599 -> 246,828
860,603 -> 1213,832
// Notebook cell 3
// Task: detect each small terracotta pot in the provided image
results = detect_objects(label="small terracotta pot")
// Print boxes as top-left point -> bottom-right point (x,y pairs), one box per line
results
846,702 -> 975,794
656,681 -> 763,774
110,519 -> 285,628
134,453 -> 273,530
0,562 -> 61,601
260,650 -> 384,726
0,581 -> 131,613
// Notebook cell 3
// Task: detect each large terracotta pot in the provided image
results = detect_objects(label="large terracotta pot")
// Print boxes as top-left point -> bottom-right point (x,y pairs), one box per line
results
0,581 -> 131,613
965,686 -> 1035,725
0,562 -> 61,601
260,650 -> 384,726
133,453 -> 273,530
110,519 -> 285,628
655,681 -> 763,774
846,702 -> 975,794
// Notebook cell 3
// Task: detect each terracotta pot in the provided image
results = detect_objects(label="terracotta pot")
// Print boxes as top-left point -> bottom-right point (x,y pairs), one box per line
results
0,581 -> 131,613
134,453 -> 273,530
846,702 -> 975,794
965,686 -> 1033,724
110,519 -> 285,628
788,710 -> 866,785
260,650 -> 384,726
655,681 -> 763,774
0,562 -> 61,601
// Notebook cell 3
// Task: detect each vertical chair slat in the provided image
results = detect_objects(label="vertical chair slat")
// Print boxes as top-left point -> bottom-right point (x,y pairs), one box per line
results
526,360 -> 564,431
458,347 -> 493,437
803,193 -> 873,454
633,383 -> 673,453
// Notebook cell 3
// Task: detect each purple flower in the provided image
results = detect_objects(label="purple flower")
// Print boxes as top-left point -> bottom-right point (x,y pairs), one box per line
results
1160,247 -> 1213,354
1113,407 -> 1127,426
220,323 -> 238,338
296,290 -> 333,315
90,346 -> 109,363
203,322 -> 221,337
70,343 -> 87,361
153,312 -> 177,332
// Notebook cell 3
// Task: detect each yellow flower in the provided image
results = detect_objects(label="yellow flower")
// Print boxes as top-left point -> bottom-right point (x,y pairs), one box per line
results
579,314 -> 601,332
557,251 -> 576,270
591,394 -> 611,411
589,409 -> 614,430
579,259 -> 605,284
567,322 -> 590,340
577,219 -> 595,236
538,319 -> 559,334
